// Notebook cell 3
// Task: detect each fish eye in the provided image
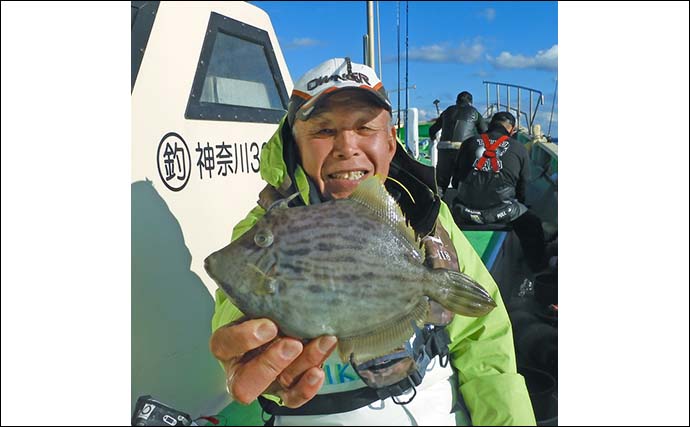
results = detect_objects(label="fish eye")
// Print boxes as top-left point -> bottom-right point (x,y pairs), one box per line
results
254,229 -> 274,248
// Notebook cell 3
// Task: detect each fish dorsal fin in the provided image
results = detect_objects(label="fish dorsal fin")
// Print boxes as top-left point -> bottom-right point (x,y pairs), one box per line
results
349,175 -> 419,251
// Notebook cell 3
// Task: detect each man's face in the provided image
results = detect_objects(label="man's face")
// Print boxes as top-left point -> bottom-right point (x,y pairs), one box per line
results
292,91 -> 397,200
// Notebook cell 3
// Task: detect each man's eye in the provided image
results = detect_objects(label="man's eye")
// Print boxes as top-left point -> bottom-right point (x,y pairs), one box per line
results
358,126 -> 378,134
315,128 -> 336,136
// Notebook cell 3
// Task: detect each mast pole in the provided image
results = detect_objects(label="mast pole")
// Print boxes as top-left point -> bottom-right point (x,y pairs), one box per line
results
376,1 -> 382,80
366,1 -> 375,69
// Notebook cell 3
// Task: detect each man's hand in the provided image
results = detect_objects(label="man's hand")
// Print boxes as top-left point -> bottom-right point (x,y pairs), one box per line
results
210,318 -> 337,408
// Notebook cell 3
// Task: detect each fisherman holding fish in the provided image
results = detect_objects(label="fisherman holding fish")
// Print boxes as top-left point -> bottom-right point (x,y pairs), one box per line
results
207,58 -> 536,426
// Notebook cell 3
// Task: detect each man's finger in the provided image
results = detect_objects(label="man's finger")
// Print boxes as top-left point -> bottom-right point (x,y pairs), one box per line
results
210,318 -> 278,361
278,336 -> 337,389
279,367 -> 326,409
230,338 -> 303,405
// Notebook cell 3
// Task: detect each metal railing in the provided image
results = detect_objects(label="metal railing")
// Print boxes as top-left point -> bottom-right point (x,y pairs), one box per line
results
483,81 -> 545,136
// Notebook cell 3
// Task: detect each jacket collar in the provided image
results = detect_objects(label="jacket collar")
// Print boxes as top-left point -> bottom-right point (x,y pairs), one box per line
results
487,125 -> 512,137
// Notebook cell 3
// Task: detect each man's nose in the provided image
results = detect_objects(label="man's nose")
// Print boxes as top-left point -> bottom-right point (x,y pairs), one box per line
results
332,130 -> 361,158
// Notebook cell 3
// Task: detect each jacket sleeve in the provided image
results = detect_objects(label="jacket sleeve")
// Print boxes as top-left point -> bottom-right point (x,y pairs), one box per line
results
475,110 -> 488,134
210,204 -> 266,333
438,203 -> 536,426
428,113 -> 443,141
516,145 -> 530,203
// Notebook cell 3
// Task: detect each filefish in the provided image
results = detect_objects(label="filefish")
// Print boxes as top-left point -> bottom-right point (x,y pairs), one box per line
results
204,176 -> 496,364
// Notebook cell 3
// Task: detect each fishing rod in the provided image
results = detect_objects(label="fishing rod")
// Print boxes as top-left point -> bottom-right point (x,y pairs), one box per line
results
396,1 -> 401,130
547,78 -> 557,137
388,84 -> 416,93
404,0 -> 409,151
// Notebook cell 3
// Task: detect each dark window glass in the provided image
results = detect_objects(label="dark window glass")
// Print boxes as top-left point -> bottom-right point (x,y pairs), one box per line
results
200,33 -> 284,110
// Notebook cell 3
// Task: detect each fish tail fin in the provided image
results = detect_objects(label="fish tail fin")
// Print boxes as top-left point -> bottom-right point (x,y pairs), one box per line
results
427,270 -> 497,317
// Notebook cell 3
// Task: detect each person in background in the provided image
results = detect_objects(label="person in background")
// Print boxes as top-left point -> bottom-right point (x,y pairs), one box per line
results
428,91 -> 487,195
210,58 -> 535,426
452,111 -> 549,273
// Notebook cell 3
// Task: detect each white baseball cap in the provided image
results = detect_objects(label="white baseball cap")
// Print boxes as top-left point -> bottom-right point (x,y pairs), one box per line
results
287,57 -> 392,125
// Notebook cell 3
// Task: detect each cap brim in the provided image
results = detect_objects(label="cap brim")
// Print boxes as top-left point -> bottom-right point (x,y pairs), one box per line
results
293,86 -> 391,123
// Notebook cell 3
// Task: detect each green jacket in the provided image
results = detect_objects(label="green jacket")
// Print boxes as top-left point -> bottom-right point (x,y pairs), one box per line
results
211,117 -> 536,426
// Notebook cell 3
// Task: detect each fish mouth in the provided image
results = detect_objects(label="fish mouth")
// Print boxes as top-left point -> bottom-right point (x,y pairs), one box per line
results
204,256 -> 214,279
204,255 -> 233,295
204,253 -> 222,283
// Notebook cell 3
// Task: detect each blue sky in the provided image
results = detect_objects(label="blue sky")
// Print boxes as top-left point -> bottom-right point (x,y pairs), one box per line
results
254,1 -> 558,137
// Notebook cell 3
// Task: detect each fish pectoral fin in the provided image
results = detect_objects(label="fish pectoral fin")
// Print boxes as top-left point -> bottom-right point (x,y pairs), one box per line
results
427,270 -> 497,317
245,263 -> 279,295
246,263 -> 267,278
338,299 -> 428,365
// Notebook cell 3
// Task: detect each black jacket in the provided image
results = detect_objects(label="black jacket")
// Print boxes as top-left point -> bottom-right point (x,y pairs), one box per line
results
429,101 -> 488,142
453,126 -> 529,209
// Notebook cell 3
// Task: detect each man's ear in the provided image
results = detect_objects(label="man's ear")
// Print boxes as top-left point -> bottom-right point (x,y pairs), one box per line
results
388,126 -> 397,154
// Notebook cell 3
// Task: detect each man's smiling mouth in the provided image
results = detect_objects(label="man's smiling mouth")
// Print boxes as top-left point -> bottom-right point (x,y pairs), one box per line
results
327,170 -> 366,180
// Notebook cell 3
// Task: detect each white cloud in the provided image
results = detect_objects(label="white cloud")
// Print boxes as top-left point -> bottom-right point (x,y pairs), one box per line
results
472,69 -> 490,78
417,109 -> 436,122
479,8 -> 496,22
405,39 -> 486,64
534,110 -> 558,136
286,37 -> 321,48
488,44 -> 558,71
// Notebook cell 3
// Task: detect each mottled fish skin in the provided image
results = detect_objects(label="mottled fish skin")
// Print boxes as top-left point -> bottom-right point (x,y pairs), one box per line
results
204,177 -> 496,362
207,200 -> 426,337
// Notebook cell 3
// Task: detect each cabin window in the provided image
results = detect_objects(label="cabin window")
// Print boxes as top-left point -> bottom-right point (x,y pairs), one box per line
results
199,33 -> 284,110
186,12 -> 289,124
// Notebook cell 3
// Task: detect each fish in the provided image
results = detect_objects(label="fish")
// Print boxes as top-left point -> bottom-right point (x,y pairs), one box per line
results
204,175 -> 496,364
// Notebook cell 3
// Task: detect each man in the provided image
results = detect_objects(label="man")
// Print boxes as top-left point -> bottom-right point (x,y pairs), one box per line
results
452,111 -> 548,273
428,91 -> 487,194
210,58 -> 535,425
